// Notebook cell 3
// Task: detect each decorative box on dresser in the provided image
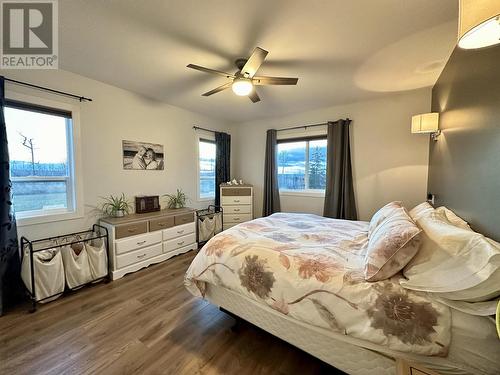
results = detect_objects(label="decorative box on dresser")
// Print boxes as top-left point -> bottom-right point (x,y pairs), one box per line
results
100,208 -> 197,280
220,183 -> 253,230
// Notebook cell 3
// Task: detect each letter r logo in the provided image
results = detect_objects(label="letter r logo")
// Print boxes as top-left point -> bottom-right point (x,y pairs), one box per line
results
2,1 -> 53,54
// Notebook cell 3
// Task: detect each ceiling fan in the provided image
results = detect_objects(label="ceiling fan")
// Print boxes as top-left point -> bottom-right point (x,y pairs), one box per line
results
187,47 -> 298,103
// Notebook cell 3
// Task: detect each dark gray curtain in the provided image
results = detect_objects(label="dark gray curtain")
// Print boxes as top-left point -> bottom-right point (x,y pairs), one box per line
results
214,131 -> 231,206
262,129 -> 281,216
323,119 -> 357,220
0,76 -> 21,316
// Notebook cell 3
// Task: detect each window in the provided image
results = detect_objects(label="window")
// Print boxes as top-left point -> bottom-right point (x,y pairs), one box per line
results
198,138 -> 216,200
277,137 -> 327,193
5,98 -> 80,222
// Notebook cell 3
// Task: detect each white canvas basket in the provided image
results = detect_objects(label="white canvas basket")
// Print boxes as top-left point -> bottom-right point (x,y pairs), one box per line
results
21,248 -> 65,303
61,243 -> 92,289
214,214 -> 222,234
85,238 -> 108,280
199,216 -> 216,242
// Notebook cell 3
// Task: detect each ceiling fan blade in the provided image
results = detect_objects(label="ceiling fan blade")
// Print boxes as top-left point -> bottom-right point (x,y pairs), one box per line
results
248,89 -> 260,103
253,76 -> 299,85
241,47 -> 268,78
187,64 -> 234,79
202,82 -> 232,96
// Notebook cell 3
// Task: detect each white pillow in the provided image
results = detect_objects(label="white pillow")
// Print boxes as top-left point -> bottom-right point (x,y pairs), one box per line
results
434,297 -> 499,316
435,206 -> 471,231
434,268 -> 500,302
409,202 -> 434,221
401,210 -> 500,301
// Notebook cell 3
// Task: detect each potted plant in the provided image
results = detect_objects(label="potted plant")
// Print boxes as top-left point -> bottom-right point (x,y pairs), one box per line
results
99,193 -> 132,217
163,189 -> 188,209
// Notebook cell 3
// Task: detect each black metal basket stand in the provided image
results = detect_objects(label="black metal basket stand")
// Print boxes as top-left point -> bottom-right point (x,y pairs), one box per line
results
196,205 -> 223,247
20,224 -> 110,313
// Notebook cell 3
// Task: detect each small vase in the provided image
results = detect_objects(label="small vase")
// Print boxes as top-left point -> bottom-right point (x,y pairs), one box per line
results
114,209 -> 125,217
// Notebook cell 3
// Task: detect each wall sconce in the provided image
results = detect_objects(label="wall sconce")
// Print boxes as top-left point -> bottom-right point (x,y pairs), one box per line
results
411,113 -> 440,141
458,0 -> 500,49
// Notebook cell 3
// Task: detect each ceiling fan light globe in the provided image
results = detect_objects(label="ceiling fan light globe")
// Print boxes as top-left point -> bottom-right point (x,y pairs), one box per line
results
232,79 -> 253,96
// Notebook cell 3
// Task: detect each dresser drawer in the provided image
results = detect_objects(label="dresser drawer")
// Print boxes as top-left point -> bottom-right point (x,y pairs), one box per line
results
163,233 -> 196,254
149,216 -> 174,232
174,213 -> 194,226
223,213 -> 252,224
221,196 -> 252,205
162,222 -> 195,241
116,243 -> 162,269
115,221 -> 148,239
115,231 -> 162,255
223,205 -> 251,214
221,187 -> 252,196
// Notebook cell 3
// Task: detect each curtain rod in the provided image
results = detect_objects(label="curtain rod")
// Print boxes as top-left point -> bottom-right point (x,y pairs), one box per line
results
277,118 -> 350,132
194,119 -> 351,134
193,125 -> 218,133
3,77 -> 93,102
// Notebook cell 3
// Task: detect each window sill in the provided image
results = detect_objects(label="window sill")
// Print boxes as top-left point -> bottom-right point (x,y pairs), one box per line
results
279,190 -> 325,198
16,209 -> 83,227
198,196 -> 215,202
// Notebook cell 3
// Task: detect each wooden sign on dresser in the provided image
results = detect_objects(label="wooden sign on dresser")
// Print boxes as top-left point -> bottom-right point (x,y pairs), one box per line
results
100,208 -> 197,280
220,183 -> 253,230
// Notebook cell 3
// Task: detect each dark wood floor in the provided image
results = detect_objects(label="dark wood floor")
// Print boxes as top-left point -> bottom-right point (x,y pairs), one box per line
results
0,251 -> 341,374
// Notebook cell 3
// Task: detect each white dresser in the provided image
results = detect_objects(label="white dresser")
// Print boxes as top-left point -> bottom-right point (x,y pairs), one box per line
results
220,184 -> 253,230
100,208 -> 197,280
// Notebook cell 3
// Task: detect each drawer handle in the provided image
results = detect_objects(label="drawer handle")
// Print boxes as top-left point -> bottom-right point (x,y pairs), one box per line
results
137,240 -> 147,245
177,241 -> 185,246
234,199 -> 240,202
234,218 -> 240,221
137,254 -> 147,259
127,227 -> 137,232
158,223 -> 167,227
233,209 -> 240,212
177,230 -> 184,234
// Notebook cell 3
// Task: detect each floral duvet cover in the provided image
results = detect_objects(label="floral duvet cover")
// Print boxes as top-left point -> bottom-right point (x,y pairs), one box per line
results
185,213 -> 450,356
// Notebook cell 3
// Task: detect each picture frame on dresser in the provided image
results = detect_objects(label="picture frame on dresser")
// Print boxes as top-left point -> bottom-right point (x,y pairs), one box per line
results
100,208 -> 197,280
220,183 -> 253,230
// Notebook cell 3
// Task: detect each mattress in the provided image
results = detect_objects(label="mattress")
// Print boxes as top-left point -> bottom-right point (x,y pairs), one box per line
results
205,285 -> 500,375
186,214 -> 453,356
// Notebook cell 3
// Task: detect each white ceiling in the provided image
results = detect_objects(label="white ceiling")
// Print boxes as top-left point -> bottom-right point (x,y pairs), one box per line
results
59,0 -> 458,122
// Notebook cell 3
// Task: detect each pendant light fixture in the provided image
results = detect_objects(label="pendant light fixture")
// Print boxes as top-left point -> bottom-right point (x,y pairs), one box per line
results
458,0 -> 500,49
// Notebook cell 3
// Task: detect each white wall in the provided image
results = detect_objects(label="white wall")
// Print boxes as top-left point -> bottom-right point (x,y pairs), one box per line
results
232,88 -> 431,220
1,69 -> 232,239
3,68 -> 431,240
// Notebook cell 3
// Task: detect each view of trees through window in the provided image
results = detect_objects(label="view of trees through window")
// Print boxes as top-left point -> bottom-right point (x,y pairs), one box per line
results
199,139 -> 216,199
277,138 -> 327,191
6,106 -> 72,214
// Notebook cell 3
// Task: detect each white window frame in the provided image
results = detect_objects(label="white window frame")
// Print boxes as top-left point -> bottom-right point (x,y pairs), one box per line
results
6,92 -> 84,226
277,134 -> 327,198
196,133 -> 216,202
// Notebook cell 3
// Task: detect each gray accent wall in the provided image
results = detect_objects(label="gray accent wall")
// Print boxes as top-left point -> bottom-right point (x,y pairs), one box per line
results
429,46 -> 500,241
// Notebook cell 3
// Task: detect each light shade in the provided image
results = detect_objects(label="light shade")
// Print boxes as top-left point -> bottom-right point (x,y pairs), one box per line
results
232,78 -> 253,96
458,0 -> 500,49
411,113 -> 439,134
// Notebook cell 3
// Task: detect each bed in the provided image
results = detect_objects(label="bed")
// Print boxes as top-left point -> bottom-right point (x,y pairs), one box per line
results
185,212 -> 500,374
